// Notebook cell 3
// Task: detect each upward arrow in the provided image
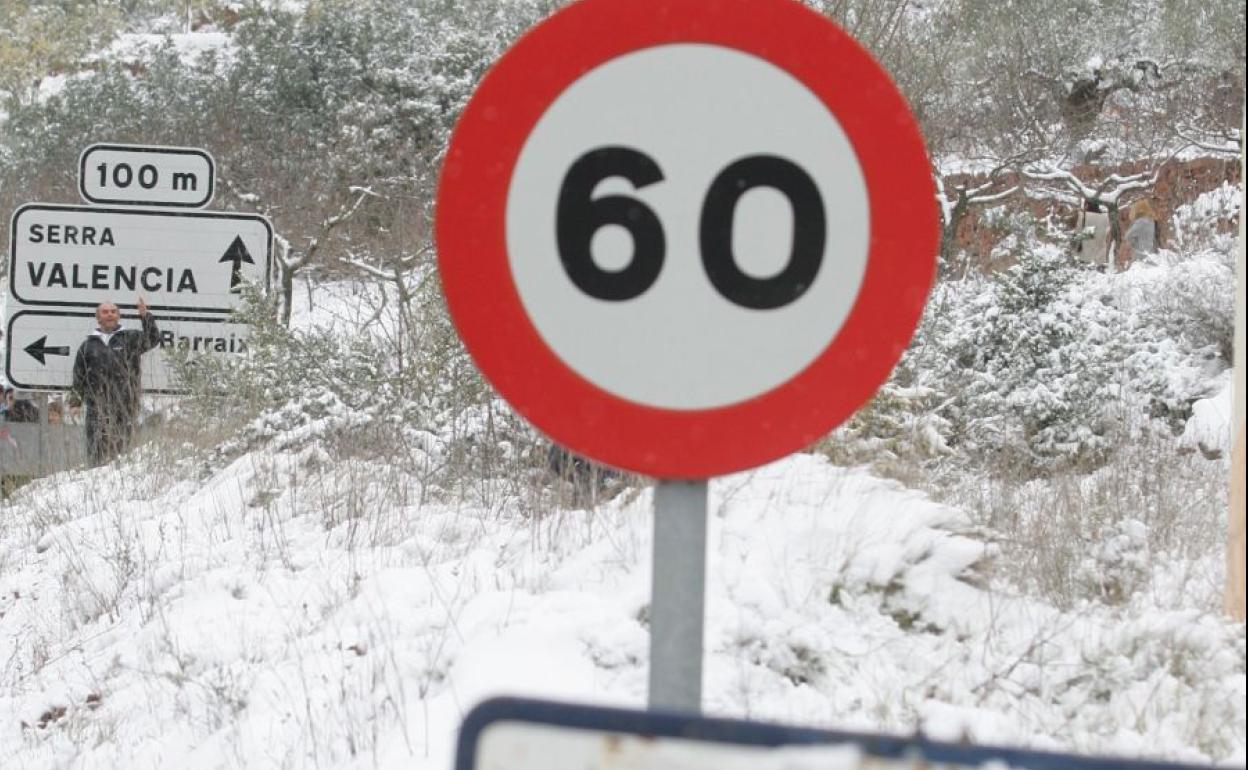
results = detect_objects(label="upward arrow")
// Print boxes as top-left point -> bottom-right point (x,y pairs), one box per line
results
220,235 -> 255,293
24,336 -> 70,365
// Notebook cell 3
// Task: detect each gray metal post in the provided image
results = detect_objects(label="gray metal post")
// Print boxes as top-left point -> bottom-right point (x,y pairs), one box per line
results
37,392 -> 49,474
648,479 -> 708,712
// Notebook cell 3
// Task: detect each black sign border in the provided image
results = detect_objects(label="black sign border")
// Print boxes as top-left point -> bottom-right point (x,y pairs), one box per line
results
4,308 -> 249,395
8,202 -> 272,315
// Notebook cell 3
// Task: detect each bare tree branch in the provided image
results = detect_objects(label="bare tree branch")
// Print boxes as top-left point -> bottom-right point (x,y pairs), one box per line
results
1175,124 -> 1242,156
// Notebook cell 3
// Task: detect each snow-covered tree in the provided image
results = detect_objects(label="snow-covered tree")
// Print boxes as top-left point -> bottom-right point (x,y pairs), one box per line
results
932,0 -> 1243,162
0,0 -> 555,322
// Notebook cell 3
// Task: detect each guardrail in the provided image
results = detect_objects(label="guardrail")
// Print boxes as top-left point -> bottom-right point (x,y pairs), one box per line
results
1,423 -> 87,491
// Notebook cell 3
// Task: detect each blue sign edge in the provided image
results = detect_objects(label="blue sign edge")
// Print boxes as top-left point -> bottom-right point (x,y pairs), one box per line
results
455,696 -> 1222,770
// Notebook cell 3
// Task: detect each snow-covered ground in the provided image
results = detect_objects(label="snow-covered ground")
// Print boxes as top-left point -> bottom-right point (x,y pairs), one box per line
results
1,239 -> 1243,770
1,197 -> 1242,769
0,442 -> 1242,768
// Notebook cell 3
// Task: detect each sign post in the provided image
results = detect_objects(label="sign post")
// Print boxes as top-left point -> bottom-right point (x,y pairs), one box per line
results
649,480 -> 709,711
437,0 -> 938,713
1229,109 -> 1246,621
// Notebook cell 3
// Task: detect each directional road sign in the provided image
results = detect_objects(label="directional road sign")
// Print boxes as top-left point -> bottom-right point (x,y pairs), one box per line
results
5,309 -> 252,394
8,203 -> 271,315
79,143 -> 215,208
457,698 -> 1221,770
436,0 -> 939,478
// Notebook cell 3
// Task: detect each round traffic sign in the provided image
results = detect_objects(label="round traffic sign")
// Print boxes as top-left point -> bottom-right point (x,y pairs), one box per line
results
436,0 -> 937,479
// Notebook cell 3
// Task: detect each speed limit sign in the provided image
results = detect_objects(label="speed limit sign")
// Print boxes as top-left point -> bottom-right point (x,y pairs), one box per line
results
436,0 -> 938,478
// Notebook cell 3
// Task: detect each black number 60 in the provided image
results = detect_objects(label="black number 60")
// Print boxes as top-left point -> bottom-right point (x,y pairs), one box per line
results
555,146 -> 826,310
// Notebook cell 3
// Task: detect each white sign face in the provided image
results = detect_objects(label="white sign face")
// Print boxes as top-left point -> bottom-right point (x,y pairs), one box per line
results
5,309 -> 251,394
475,722 -> 918,770
505,44 -> 869,410
79,143 -> 215,208
8,203 -> 271,315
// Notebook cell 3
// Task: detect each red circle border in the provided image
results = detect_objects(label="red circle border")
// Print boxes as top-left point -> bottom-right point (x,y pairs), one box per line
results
436,0 -> 938,479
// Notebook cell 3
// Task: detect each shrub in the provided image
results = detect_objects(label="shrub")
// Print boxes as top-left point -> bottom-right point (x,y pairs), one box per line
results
903,246 -> 1128,475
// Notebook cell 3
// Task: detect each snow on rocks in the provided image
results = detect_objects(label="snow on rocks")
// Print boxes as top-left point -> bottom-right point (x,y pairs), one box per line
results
1181,373 -> 1235,458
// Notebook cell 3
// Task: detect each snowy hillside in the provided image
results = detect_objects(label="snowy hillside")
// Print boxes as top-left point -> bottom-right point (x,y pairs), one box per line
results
0,442 -> 1243,768
1,193 -> 1243,770
1,1 -> 1243,768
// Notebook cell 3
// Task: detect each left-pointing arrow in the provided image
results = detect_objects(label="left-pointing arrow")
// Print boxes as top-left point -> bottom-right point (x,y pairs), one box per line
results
24,336 -> 70,365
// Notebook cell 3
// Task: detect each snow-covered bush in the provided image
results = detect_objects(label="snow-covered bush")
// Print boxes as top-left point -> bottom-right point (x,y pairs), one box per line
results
163,283 -> 546,497
946,422 -> 1227,609
1075,518 -> 1151,605
1145,184 -> 1241,365
820,383 -> 952,485
1117,250 -> 1233,431
834,230 -> 1234,481
873,246 -> 1127,475
1170,182 -> 1241,254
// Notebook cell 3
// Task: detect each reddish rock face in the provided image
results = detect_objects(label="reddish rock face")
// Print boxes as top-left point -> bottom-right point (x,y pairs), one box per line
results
945,156 -> 1241,273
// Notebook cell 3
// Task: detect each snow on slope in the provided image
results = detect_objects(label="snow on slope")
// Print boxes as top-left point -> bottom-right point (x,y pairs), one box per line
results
0,441 -> 1242,768
1183,373 -> 1235,457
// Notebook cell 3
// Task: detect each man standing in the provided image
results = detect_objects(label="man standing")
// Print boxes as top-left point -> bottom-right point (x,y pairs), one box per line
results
70,298 -> 161,466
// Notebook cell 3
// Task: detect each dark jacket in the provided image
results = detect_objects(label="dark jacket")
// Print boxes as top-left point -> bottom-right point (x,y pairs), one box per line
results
71,314 -> 162,419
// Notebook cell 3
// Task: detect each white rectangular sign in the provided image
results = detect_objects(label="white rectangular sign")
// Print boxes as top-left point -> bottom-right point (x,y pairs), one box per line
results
457,698 -> 1218,770
5,309 -> 251,394
8,203 -> 271,315
475,721 -> 907,770
79,143 -> 215,208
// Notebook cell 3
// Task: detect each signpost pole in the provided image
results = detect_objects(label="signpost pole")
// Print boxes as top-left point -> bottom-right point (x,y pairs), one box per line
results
1227,108 -> 1245,621
648,479 -> 708,712
37,392 -> 48,474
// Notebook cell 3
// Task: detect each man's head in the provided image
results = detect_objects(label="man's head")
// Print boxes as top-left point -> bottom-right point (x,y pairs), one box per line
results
96,302 -> 121,333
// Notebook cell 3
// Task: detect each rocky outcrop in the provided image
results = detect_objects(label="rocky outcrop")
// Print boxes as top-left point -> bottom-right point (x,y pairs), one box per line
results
946,156 -> 1241,272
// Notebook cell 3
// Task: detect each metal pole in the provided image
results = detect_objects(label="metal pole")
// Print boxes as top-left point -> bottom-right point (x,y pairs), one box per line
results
37,392 -> 48,475
648,479 -> 708,712
1226,107 -> 1246,620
